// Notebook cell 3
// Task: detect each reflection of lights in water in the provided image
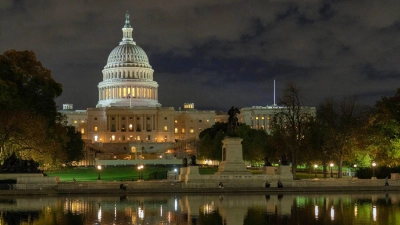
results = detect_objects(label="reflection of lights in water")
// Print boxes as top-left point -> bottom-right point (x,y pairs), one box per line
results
114,204 -> 116,220
138,206 -> 144,220
330,206 -> 334,221
202,203 -> 216,215
373,206 -> 377,221
174,198 -> 178,211
160,205 -> 163,217
314,205 -> 318,219
98,206 -> 102,222
354,203 -> 357,218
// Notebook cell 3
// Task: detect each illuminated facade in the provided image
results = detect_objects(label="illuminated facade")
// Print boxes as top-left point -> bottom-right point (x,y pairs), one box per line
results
60,13 -> 215,164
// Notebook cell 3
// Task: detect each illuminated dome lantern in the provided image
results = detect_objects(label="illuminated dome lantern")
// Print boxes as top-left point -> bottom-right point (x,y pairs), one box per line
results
96,11 -> 160,108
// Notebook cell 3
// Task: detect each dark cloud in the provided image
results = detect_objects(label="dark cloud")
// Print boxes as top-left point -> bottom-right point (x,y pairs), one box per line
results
1,0 -> 400,110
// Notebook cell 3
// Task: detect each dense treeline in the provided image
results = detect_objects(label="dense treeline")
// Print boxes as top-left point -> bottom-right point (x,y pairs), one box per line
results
0,50 -> 84,171
198,82 -> 400,179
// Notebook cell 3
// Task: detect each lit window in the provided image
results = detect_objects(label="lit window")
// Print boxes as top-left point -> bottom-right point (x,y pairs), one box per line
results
129,124 -> 133,130
206,120 -> 209,122
262,117 -> 264,120
81,120 -> 85,123
190,127 -> 194,133
81,128 -> 84,134
137,136 -> 141,141
94,126 -> 98,131
74,120 -> 77,124
182,128 -> 185,133
174,120 -> 177,123
256,117 -> 259,120
112,135 -> 115,141
94,135 -> 98,142
164,126 -> 168,131
261,125 -> 265,130
174,128 -> 178,133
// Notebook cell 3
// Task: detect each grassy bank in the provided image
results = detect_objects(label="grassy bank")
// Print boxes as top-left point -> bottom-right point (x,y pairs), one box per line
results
46,166 -> 345,182
47,166 -> 219,182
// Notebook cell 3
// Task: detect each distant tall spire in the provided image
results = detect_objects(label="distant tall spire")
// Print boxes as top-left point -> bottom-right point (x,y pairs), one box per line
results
124,11 -> 131,28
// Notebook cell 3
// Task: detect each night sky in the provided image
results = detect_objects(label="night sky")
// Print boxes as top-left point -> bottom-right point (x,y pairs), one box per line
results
1,1 -> 399,111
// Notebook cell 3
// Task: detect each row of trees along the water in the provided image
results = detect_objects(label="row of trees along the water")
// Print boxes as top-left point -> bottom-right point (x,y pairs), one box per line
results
198,82 -> 400,180
0,50 -> 84,172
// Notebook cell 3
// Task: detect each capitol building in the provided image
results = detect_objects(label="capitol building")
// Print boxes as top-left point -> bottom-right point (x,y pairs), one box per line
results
60,13 -> 299,166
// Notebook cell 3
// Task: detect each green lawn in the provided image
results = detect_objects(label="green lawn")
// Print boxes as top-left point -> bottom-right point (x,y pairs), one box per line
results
46,166 -> 341,182
47,165 -> 176,182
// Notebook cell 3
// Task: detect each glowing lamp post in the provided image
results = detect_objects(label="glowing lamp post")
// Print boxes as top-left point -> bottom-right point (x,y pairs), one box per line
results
97,165 -> 102,180
137,164 -> 144,180
174,168 -> 178,180
353,164 -> 357,178
330,163 -> 334,178
314,164 -> 318,178
372,162 -> 377,179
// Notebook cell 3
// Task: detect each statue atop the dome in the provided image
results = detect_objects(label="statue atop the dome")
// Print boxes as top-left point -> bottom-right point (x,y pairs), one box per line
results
124,11 -> 131,28
227,106 -> 240,136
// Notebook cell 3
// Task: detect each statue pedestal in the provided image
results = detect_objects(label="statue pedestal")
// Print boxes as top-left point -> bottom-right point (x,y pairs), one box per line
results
277,166 -> 292,180
262,166 -> 276,175
185,166 -> 202,181
179,167 -> 188,181
215,137 -> 251,175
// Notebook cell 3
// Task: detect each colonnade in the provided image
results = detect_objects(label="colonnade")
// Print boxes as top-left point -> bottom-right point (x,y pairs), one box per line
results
251,114 -> 272,130
99,86 -> 158,100
103,69 -> 153,80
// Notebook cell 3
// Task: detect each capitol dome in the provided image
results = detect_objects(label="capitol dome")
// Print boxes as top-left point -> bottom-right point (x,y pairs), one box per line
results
105,44 -> 152,69
96,12 -> 160,108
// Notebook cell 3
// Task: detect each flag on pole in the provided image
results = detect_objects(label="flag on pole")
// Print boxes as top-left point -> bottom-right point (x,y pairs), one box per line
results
126,93 -> 131,99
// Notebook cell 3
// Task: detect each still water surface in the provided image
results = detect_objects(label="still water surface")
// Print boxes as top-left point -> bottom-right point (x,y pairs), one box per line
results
0,193 -> 399,225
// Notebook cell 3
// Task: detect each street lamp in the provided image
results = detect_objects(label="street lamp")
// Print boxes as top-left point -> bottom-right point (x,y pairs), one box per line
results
372,162 -> 377,179
97,165 -> 102,180
353,164 -> 357,178
137,164 -> 144,180
174,168 -> 178,180
314,164 -> 318,178
330,163 -> 334,178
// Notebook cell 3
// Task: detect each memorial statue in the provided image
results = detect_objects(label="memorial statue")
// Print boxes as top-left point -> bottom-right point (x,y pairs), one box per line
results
280,154 -> 288,165
190,155 -> 197,166
182,157 -> 188,167
264,157 -> 272,166
227,106 -> 240,136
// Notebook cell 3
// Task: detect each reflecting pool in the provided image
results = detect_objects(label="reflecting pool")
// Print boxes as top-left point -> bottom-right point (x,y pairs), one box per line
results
0,193 -> 399,224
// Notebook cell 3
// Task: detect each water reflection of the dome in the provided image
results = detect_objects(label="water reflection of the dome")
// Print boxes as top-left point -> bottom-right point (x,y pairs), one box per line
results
0,193 -> 399,224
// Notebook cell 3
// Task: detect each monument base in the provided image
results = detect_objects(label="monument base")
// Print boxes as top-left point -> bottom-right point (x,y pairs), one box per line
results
214,137 -> 251,175
278,166 -> 292,180
185,166 -> 202,181
262,166 -> 277,175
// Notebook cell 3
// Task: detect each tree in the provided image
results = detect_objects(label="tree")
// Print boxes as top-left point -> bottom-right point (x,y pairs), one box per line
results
0,50 -> 62,124
316,96 -> 370,178
271,82 -> 314,179
238,125 -> 268,165
0,50 -> 70,169
197,123 -> 227,160
368,88 -> 400,166
64,126 -> 85,165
